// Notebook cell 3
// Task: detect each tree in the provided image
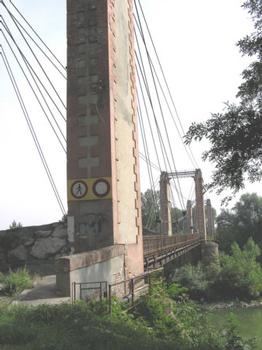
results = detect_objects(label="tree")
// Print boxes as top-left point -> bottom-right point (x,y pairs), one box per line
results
141,189 -> 160,232
141,189 -> 184,233
185,1 -> 262,197
216,193 -> 262,254
9,220 -> 22,230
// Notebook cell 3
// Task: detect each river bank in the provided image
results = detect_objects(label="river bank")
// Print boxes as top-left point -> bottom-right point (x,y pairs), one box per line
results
200,298 -> 262,311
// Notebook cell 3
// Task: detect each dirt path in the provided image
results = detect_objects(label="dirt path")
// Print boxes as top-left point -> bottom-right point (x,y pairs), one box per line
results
17,275 -> 70,305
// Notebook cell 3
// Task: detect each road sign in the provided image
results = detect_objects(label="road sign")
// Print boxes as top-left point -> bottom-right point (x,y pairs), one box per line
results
71,181 -> 88,199
93,179 -> 110,197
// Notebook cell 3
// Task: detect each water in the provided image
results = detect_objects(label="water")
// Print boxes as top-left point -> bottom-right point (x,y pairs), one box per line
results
208,307 -> 262,349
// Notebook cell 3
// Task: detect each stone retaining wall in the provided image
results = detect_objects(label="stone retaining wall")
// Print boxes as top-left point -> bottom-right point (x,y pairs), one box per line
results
0,222 -> 70,274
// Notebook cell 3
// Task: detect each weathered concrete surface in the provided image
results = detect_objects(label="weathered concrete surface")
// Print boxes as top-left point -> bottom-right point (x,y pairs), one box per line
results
56,245 -> 125,297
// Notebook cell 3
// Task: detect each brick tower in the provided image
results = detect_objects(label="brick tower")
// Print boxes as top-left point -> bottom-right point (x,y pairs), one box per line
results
67,0 -> 144,277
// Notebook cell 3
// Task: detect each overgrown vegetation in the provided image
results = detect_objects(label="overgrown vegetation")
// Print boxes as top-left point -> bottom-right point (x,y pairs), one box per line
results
0,281 -> 255,350
216,193 -> 262,257
0,268 -> 33,296
174,238 -> 262,300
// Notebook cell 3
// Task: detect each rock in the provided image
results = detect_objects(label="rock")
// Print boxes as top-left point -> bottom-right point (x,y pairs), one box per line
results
0,258 -> 9,272
30,237 -> 66,259
35,230 -> 52,238
52,225 -> 67,239
8,245 -> 27,261
24,239 -> 35,247
0,233 -> 19,250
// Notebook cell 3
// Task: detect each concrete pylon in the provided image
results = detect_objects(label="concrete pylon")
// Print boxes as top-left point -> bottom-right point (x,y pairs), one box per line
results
160,172 -> 172,236
186,200 -> 194,234
194,169 -> 207,240
205,199 -> 215,236
66,0 -> 143,277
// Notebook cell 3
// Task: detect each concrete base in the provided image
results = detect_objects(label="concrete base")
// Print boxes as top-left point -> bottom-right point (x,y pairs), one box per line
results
56,245 -> 125,297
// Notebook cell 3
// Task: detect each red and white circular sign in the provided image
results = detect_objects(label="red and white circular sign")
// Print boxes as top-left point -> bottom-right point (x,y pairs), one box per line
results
93,179 -> 110,197
71,181 -> 88,199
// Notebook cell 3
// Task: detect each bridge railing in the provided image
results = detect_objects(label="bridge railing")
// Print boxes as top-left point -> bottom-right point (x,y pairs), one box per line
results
143,233 -> 201,258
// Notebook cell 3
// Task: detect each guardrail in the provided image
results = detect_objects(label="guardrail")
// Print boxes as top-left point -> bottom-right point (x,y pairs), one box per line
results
108,268 -> 163,313
143,233 -> 201,258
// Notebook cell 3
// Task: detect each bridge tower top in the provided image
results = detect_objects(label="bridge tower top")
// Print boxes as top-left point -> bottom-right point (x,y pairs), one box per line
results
66,0 -> 143,277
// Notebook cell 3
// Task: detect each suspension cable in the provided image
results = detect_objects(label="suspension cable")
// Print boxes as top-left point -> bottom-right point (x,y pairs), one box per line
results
7,9 -> 66,78
136,0 -> 199,169
7,0 -> 66,70
137,94 -> 159,226
1,27 -> 66,152
2,1 -> 66,109
0,18 -> 66,122
136,46 -> 185,209
0,46 -> 66,215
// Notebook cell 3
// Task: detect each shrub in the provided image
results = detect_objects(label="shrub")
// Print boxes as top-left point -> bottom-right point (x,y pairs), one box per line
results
1,268 -> 33,295
218,238 -> 262,299
173,239 -> 262,300
0,287 -> 256,350
167,282 -> 188,301
173,264 -> 209,299
223,315 -> 256,350
134,280 -> 222,349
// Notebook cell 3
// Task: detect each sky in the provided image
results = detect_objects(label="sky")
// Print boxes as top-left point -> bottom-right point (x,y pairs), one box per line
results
0,0 -> 260,229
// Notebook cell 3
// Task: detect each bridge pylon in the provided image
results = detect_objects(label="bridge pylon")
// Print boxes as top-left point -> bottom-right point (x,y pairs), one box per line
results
205,199 -> 215,236
186,200 -> 194,234
159,169 -> 207,240
194,169 -> 207,240
160,172 -> 173,236
66,0 -> 144,279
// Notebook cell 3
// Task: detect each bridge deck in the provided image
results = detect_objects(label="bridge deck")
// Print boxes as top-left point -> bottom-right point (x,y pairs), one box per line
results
143,233 -> 201,268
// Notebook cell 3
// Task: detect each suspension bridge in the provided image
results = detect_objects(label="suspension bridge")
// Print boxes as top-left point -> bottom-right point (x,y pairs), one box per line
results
0,0 -> 217,299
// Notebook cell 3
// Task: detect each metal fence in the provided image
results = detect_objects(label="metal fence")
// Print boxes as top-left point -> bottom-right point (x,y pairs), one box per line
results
108,268 -> 163,313
72,281 -> 108,302
71,268 -> 164,313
